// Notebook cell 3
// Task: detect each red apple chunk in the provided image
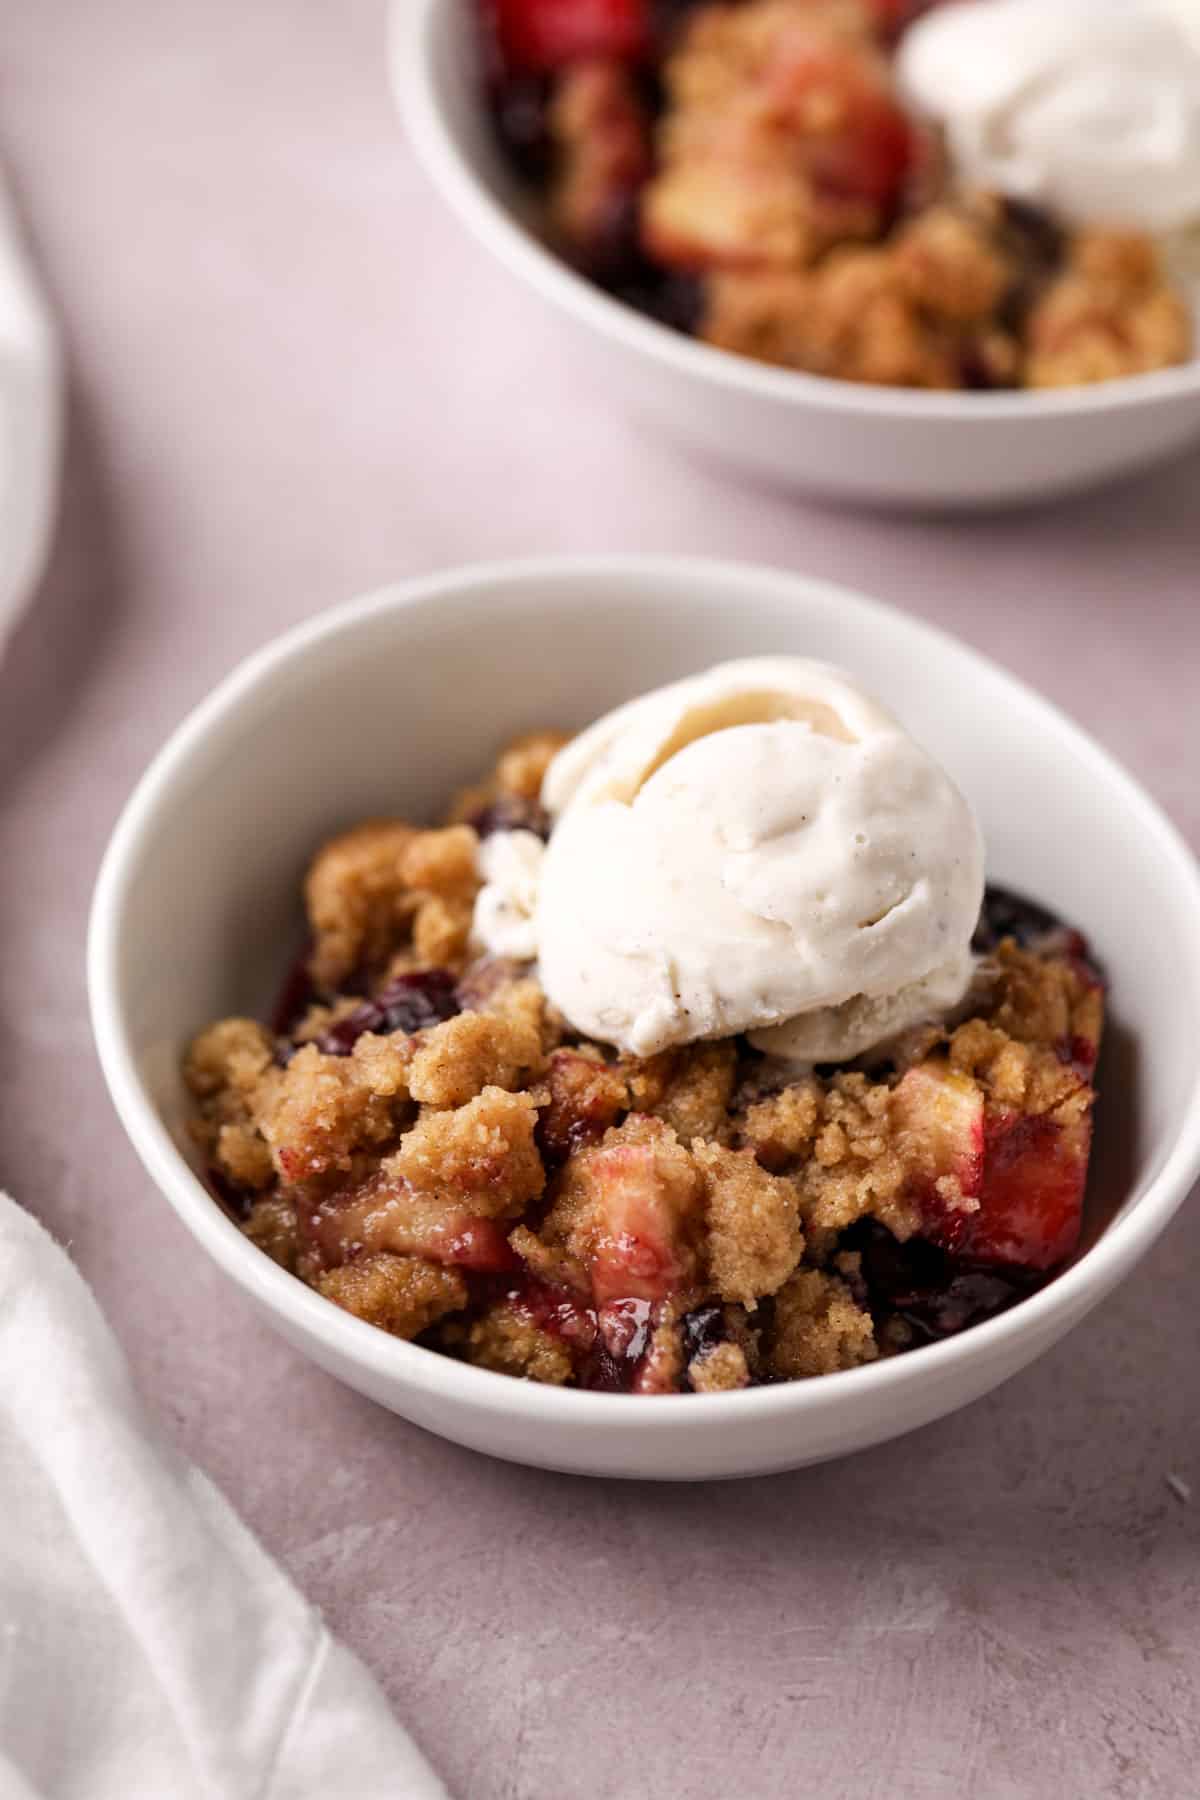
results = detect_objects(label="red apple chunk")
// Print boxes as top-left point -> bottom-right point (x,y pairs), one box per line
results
893,1061 -> 1091,1272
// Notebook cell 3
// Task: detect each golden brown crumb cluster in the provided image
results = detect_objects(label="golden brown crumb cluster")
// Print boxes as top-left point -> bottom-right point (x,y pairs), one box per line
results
703,205 -> 1186,389
304,821 -> 419,993
703,210 -> 1011,389
458,1302 -> 576,1385
1026,232 -> 1191,389
766,1269 -> 879,1378
185,1018 -> 277,1190
387,1087 -> 545,1218
318,1254 -> 469,1341
184,735 -> 1105,1388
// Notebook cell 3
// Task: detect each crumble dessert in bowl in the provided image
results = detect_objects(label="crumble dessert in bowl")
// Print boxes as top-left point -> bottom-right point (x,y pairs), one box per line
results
183,660 -> 1106,1395
395,0 -> 1200,504
475,0 -> 1196,392
89,558 -> 1200,1476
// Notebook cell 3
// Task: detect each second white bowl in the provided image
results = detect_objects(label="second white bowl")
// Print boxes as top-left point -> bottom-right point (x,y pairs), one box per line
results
393,0 -> 1200,510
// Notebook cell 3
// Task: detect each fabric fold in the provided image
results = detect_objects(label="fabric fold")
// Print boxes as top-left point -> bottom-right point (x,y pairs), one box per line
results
0,1196 -> 447,1800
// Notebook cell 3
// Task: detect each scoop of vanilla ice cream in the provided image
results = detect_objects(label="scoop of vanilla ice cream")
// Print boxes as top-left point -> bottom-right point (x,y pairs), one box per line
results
522,658 -> 984,1061
897,0 -> 1200,234
750,951 -> 974,1065
472,829 -> 544,960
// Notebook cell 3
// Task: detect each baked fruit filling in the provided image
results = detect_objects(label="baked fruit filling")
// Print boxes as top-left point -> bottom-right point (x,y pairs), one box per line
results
476,0 -> 1194,389
185,727 -> 1105,1394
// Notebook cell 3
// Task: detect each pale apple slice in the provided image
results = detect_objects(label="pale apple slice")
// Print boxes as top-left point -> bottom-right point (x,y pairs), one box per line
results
892,1062 -> 986,1254
582,1132 -> 703,1304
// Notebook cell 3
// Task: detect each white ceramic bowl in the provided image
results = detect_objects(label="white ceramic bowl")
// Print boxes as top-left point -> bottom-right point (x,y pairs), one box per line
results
88,556 -> 1200,1480
392,0 -> 1200,511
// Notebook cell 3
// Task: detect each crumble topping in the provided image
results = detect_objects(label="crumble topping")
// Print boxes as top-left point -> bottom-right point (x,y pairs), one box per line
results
243,1195 -> 302,1272
701,196 -> 1191,389
304,821 -> 419,992
406,1007 -> 543,1108
692,1140 -> 803,1307
257,1034 -> 415,1185
185,1018 -> 277,1191
386,1088 -> 545,1218
702,198 -> 1019,388
457,1301 -> 576,1385
688,1340 -> 753,1392
624,1042 -> 738,1146
764,1269 -> 878,1378
1026,230 -> 1192,389
317,1253 -> 469,1341
184,731 -> 1106,1394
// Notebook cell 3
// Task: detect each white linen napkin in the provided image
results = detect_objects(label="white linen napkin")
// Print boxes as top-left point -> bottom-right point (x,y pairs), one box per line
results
0,1195 -> 449,1800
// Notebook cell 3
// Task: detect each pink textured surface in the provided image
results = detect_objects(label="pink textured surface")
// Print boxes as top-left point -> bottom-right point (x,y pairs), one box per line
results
1,4 -> 1198,1795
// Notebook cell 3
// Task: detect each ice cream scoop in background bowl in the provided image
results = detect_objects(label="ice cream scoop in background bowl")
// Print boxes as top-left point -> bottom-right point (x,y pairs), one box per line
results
393,0 -> 1200,510
897,0 -> 1200,235
89,556 -> 1200,1480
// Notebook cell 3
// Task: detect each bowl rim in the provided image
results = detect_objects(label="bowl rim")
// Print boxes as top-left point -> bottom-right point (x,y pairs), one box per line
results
88,553 -> 1200,1433
392,0 -> 1200,425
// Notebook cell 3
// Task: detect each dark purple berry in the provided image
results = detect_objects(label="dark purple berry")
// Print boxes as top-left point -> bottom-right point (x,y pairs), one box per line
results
207,1165 -> 253,1222
488,72 -> 556,183
994,198 -> 1067,334
974,885 -> 1062,954
467,795 -> 552,841
999,196 -> 1066,274
681,1304 -> 725,1366
897,1269 -> 1029,1341
838,1220 -> 1033,1344
578,1344 -> 629,1392
958,343 -> 1005,391
574,189 -> 648,287
619,270 -> 704,335
315,969 -> 460,1056
269,945 -> 316,1036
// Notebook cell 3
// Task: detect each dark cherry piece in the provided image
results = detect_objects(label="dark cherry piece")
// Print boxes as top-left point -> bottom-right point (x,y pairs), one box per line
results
502,1275 -> 673,1391
999,196 -> 1067,276
612,267 -> 704,334
207,1164 -> 254,1223
957,341 -> 1011,393
976,884 -> 1104,996
535,1108 -> 605,1172
269,944 -> 316,1037
467,793 -> 552,841
579,1297 -> 659,1389
578,1342 -> 630,1391
994,196 -> 1067,335
488,72 -> 557,183
840,1219 -> 1035,1344
315,969 -> 460,1056
681,1303 -> 725,1365
973,884 -> 1063,954
576,189 -> 647,286
649,0 -> 704,44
